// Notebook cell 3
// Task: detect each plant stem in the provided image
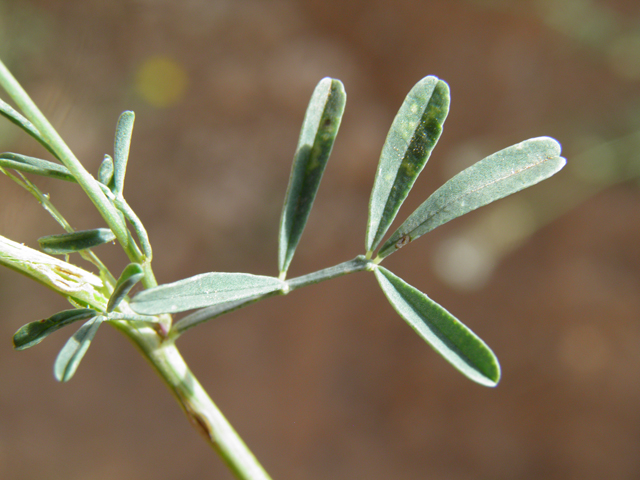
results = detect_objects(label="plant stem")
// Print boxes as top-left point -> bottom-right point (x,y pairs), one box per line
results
0,58 -> 156,288
1,168 -> 117,286
285,255 -> 373,291
171,255 -> 374,338
111,322 -> 273,480
0,58 -> 270,478
1,236 -> 271,479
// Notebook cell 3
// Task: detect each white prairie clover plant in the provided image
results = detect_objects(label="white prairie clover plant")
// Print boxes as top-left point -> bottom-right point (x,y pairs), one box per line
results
0,55 -> 566,480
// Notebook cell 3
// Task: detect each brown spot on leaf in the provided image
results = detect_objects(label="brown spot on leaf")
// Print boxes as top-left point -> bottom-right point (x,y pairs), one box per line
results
395,234 -> 411,249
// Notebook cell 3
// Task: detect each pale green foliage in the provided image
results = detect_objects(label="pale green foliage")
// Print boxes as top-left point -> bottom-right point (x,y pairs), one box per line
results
13,309 -> 97,350
54,316 -> 103,382
0,235 -> 110,309
38,228 -> 116,255
375,266 -> 500,386
0,97 -> 57,157
107,263 -> 144,313
366,76 -> 450,254
131,272 -> 286,315
113,111 -> 134,197
98,154 -> 114,189
278,78 -> 346,276
0,152 -> 75,181
377,137 -> 566,260
1,60 -> 566,480
1,74 -> 567,386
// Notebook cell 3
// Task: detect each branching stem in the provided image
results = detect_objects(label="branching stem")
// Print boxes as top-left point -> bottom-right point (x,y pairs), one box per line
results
170,255 -> 374,338
0,57 -> 271,480
0,59 -> 154,287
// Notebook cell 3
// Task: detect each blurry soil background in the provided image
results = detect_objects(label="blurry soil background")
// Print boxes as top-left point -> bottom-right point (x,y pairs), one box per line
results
1,1 -> 639,479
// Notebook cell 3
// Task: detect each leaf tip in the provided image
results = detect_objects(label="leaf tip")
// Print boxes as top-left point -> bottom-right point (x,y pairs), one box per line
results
528,136 -> 563,157
480,359 -> 501,388
12,332 -> 29,351
118,110 -> 135,122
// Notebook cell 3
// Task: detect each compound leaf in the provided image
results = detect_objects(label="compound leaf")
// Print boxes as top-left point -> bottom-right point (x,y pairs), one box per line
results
54,316 -> 103,382
278,78 -> 346,276
38,228 -> 116,255
366,76 -> 450,254
130,272 -> 285,315
377,137 -> 566,260
374,266 -> 500,387
13,308 -> 97,350
106,263 -> 145,312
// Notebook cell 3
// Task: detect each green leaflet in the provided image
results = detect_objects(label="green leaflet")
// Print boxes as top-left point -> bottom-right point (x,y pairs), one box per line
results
98,154 -> 115,189
13,308 -> 97,350
111,196 -> 152,259
0,98 -> 58,158
54,316 -> 104,382
377,137 -> 566,260
113,111 -> 135,197
365,76 -> 450,255
374,266 -> 500,387
130,272 -> 286,315
172,295 -> 266,335
278,78 -> 346,276
106,263 -> 145,312
0,152 -> 76,182
171,256 -> 373,336
38,228 -> 116,255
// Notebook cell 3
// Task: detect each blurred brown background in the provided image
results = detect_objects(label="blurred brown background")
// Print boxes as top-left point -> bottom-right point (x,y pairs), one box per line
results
1,0 -> 639,479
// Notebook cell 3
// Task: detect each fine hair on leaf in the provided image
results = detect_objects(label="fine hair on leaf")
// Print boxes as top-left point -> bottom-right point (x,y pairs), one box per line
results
376,137 -> 566,260
366,76 -> 450,255
53,316 -> 104,382
278,77 -> 346,277
374,266 -> 500,386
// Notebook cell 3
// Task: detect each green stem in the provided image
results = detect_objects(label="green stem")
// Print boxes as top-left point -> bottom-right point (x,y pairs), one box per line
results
2,168 -> 117,286
1,236 -> 271,479
111,322 -> 273,480
285,255 -> 372,291
171,255 -> 374,338
0,58 -> 270,477
0,58 -> 155,288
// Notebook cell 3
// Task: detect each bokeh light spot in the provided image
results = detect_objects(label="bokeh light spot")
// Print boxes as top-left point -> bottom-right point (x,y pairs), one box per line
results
433,235 -> 494,291
134,55 -> 188,108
